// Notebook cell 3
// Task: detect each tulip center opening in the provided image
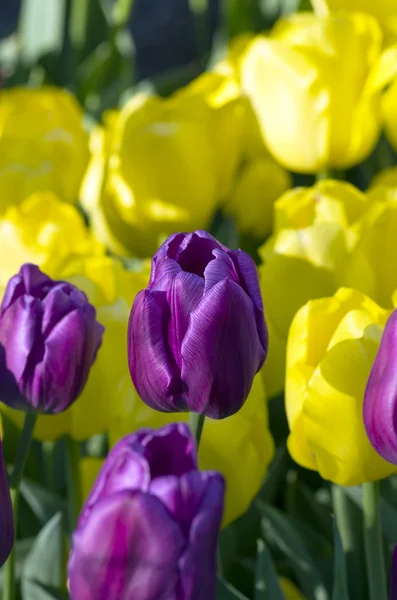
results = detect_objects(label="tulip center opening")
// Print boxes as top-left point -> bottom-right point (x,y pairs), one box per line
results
176,234 -> 219,278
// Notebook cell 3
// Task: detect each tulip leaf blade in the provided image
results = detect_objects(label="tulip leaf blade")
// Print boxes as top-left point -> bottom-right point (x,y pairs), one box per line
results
331,519 -> 351,600
22,580 -> 68,600
21,512 -> 66,597
256,500 -> 330,600
254,538 -> 285,600
20,478 -> 67,527
217,576 -> 249,600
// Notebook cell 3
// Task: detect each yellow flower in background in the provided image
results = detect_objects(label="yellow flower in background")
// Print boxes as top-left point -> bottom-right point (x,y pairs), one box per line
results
274,180 -> 369,233
108,373 -> 275,527
239,12 -> 397,173
2,256 -> 150,441
370,165 -> 397,190
259,221 -> 350,397
344,186 -> 397,308
311,0 -> 397,42
383,78 -> 397,152
223,154 -> 291,240
0,87 -> 88,208
82,74 -> 243,258
0,192 -> 102,293
286,287 -> 396,485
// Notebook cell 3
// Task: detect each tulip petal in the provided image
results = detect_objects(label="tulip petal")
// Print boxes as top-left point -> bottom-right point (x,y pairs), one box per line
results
1,264 -> 52,313
363,310 -> 397,464
203,249 -> 240,293
68,490 -> 185,600
181,279 -> 264,417
139,422 -> 197,478
175,232 -> 222,277
179,471 -> 225,599
128,290 -> 185,411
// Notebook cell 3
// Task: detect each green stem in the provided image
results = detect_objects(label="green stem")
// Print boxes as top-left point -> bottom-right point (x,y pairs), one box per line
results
42,441 -> 56,492
363,481 -> 387,600
317,168 -> 344,181
3,412 -> 37,600
112,0 -> 135,29
65,437 -> 82,533
332,486 -> 362,599
188,413 -> 205,448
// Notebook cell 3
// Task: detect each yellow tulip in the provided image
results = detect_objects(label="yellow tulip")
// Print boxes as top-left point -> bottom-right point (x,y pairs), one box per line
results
82,74 -> 243,257
370,166 -> 397,190
311,0 -> 397,42
0,192 -> 102,293
108,373 -> 275,527
259,222 -> 350,397
274,180 -> 369,233
345,186 -> 397,307
224,154 -> 291,239
0,87 -> 88,208
383,78 -> 397,152
286,287 -> 396,485
239,12 -> 396,173
2,256 -> 150,441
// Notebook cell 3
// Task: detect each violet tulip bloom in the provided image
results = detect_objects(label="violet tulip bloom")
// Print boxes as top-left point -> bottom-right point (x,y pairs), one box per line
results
128,230 -> 268,418
0,437 -> 13,567
363,310 -> 397,464
0,264 -> 104,413
68,423 -> 225,600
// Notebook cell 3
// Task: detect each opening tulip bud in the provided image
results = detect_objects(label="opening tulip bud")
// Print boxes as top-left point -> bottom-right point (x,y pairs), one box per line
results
68,423 -> 225,600
128,230 -> 268,418
0,264 -> 104,414
364,310 -> 397,465
0,436 -> 13,567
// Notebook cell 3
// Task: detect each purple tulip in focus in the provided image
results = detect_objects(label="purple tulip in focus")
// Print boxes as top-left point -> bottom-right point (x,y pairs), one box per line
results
128,230 -> 268,419
0,436 -> 13,567
68,423 -> 225,600
363,310 -> 397,465
0,264 -> 104,414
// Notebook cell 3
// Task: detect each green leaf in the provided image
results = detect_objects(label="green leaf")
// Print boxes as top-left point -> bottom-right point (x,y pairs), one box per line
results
331,520 -> 351,600
0,539 -> 35,590
217,577 -> 249,600
20,478 -> 67,526
342,486 -> 397,544
22,580 -> 68,600
21,513 -> 66,598
256,500 -> 330,600
260,444 -> 290,504
254,539 -> 285,600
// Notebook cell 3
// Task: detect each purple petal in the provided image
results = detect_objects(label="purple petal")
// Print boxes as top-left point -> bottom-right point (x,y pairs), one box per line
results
68,491 -> 185,600
181,279 -> 265,418
0,297 -> 43,389
128,290 -> 185,412
27,307 -> 102,413
363,310 -> 397,464
174,232 -> 223,278
165,272 -> 204,369
0,439 -> 14,567
178,472 -> 225,600
203,248 -> 240,294
150,233 -> 186,285
1,264 -> 53,313
140,423 -> 197,479
229,249 -> 268,358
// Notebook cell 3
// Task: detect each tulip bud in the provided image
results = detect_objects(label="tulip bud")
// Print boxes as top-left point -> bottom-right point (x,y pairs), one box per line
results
363,310 -> 397,464
68,423 -> 225,600
0,435 -> 13,567
128,230 -> 268,418
0,264 -> 104,413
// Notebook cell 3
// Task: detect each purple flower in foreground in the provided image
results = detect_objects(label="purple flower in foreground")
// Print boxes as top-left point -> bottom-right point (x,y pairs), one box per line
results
0,264 -> 104,413
363,310 -> 397,465
68,423 -> 225,600
0,436 -> 13,567
128,230 -> 267,419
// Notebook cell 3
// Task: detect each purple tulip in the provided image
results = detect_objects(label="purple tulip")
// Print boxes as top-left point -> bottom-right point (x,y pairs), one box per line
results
0,264 -> 104,413
128,230 -> 267,419
68,423 -> 225,600
0,437 -> 13,567
363,310 -> 397,464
